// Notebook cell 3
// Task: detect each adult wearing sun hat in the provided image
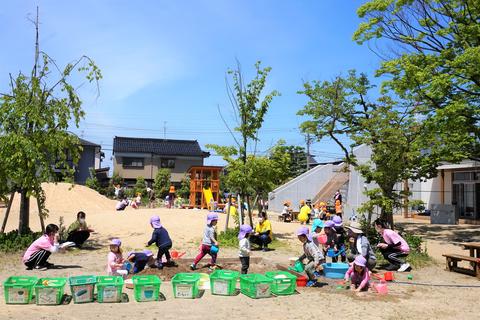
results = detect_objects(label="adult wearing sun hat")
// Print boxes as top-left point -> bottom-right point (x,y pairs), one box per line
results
346,221 -> 376,270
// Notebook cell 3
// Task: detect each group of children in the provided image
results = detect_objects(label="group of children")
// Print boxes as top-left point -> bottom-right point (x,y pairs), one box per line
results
22,205 -> 409,294
295,214 -> 411,291
107,215 -> 178,277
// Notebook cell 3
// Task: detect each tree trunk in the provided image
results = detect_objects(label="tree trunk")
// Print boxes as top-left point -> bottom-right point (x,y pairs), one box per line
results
19,189 -> 30,235
246,194 -> 253,227
1,193 -> 15,233
403,179 -> 409,218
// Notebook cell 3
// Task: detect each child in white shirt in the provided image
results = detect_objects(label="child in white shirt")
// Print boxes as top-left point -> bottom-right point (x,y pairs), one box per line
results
238,224 -> 253,274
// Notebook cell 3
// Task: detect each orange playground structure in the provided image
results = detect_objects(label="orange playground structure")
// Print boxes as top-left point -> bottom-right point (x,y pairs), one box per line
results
188,166 -> 223,209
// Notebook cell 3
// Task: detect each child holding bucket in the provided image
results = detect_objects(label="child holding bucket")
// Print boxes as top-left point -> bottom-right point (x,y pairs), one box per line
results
126,250 -> 156,273
107,238 -> 128,278
323,220 -> 342,262
332,215 -> 347,262
147,215 -> 177,269
238,224 -> 253,274
311,219 -> 326,248
191,213 -> 219,271
344,255 -> 370,292
296,226 -> 325,287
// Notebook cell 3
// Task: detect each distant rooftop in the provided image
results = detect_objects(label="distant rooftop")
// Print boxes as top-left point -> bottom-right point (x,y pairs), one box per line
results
79,137 -> 100,147
113,136 -> 209,158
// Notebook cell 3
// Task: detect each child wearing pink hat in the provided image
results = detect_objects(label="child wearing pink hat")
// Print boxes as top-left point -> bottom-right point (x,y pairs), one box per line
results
107,238 -> 128,277
296,226 -> 325,287
191,213 -> 219,270
238,224 -> 253,274
147,215 -> 176,269
344,255 -> 370,292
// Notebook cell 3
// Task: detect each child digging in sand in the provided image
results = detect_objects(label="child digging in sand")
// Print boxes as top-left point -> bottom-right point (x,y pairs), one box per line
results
107,238 -> 128,278
296,226 -> 325,287
344,255 -> 370,292
147,215 -> 177,269
191,213 -> 219,271
126,250 -> 156,273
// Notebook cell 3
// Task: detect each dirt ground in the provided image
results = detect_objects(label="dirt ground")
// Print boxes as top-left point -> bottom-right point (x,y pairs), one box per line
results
1,183 -> 480,319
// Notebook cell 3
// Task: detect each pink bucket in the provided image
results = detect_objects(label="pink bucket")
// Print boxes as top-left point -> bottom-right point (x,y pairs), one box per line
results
373,280 -> 388,294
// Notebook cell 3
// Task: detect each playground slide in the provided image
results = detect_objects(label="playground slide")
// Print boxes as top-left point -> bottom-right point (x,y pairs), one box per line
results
203,188 -> 213,205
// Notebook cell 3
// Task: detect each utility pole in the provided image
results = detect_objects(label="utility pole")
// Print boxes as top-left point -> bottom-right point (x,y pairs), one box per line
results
163,121 -> 167,139
306,133 -> 311,171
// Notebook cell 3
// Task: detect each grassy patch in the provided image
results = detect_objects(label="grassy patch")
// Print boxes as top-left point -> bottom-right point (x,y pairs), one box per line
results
407,251 -> 433,269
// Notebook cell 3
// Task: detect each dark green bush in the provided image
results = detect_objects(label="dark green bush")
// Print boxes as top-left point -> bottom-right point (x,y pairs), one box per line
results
0,229 -> 43,253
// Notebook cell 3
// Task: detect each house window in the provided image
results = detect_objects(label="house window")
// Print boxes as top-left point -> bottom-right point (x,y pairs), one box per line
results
161,159 -> 175,168
123,157 -> 144,169
453,172 -> 473,181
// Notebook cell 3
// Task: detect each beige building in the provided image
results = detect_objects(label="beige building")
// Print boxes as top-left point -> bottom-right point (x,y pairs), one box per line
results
112,136 -> 209,185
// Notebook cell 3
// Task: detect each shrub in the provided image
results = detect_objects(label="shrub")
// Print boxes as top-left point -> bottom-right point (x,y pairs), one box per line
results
111,172 -> 123,186
218,227 -> 240,248
85,168 -> 100,191
154,169 -> 171,198
0,229 -> 43,253
134,176 -> 146,196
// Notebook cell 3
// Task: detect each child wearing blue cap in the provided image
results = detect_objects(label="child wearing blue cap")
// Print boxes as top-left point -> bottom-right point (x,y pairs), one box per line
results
191,213 -> 219,270
296,226 -> 325,287
311,219 -> 325,248
126,250 -> 156,273
238,224 -> 253,274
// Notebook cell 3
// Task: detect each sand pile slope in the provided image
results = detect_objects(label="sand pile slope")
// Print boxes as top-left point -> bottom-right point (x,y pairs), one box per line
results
3,183 -> 117,232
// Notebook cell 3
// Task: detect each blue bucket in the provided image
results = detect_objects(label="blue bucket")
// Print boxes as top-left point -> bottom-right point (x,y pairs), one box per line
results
322,263 -> 349,279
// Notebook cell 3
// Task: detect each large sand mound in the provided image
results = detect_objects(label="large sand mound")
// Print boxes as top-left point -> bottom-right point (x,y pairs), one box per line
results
3,183 -> 117,232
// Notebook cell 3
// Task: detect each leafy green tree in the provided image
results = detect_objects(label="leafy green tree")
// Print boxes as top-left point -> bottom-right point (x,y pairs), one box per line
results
154,169 -> 171,198
354,0 -> 479,159
298,70 -> 467,227
269,140 -> 308,180
177,175 -> 191,199
208,60 -> 279,225
134,176 -> 146,196
0,13 -> 101,234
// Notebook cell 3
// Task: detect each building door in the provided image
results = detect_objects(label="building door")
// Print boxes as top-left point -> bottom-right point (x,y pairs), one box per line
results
453,182 -> 477,219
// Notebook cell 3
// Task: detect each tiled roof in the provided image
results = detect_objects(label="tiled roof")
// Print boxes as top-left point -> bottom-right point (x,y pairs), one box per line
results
113,136 -> 209,157
79,138 -> 100,147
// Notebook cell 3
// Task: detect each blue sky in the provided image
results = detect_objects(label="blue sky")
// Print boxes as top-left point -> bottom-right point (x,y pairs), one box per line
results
0,1 -> 380,168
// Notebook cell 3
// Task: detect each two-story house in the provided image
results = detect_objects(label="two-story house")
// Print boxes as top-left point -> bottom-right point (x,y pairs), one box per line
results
112,136 -> 210,185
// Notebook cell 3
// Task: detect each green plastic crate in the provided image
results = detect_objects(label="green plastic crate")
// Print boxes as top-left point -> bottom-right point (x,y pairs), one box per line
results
239,274 -> 273,299
34,277 -> 67,305
132,275 -> 161,302
210,270 -> 239,296
3,276 -> 37,304
172,273 -> 200,299
96,276 -> 124,303
265,271 -> 297,295
69,275 -> 97,304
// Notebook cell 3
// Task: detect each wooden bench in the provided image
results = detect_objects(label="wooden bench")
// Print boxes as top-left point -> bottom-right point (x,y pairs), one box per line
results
443,254 -> 480,279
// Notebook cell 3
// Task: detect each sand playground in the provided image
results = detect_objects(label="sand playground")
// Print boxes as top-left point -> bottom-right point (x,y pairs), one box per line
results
1,183 -> 479,320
